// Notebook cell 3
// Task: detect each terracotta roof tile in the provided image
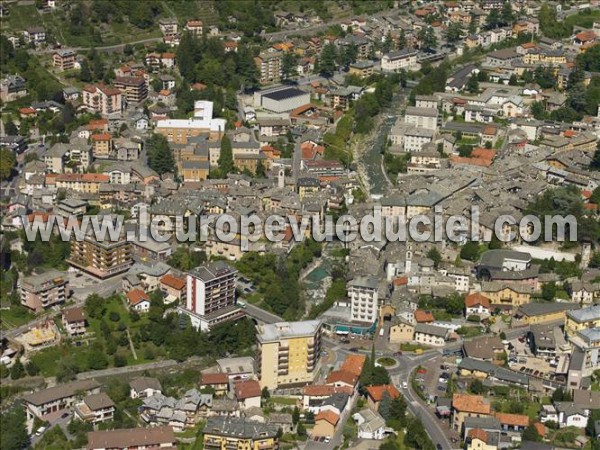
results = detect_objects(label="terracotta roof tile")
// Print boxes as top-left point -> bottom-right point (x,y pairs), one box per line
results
452,394 -> 491,415
366,384 -> 400,402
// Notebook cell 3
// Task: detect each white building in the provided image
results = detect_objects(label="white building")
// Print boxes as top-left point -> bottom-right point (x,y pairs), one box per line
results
348,276 -> 380,324
381,49 -> 419,72
353,409 -> 386,440
404,106 -> 438,131
414,323 -> 449,347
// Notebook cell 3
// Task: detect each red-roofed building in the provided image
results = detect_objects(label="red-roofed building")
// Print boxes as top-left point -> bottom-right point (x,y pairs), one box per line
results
415,310 -> 434,323
88,118 -> 109,132
200,372 -> 229,395
160,274 -> 186,303
494,412 -> 529,431
465,293 -> 491,318
340,354 -> 366,377
313,410 -> 340,437
91,133 -> 113,159
234,380 -> 261,409
185,19 -> 203,36
19,107 -> 37,118
366,385 -> 400,411
126,289 -> 150,312
82,84 -> 122,117
574,30 -> 597,46
325,370 -> 358,388
55,173 -> 109,193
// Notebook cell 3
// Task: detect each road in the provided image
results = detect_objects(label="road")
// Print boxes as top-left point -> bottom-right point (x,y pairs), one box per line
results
33,37 -> 164,54
243,303 -> 284,324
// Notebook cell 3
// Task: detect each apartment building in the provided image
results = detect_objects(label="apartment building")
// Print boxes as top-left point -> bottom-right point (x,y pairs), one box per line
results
452,394 -> 492,431
348,276 -> 380,324
62,307 -> 86,336
55,173 -> 109,194
74,393 -> 115,425
257,320 -> 322,390
184,261 -> 242,331
569,328 -> 600,379
565,305 -> 600,337
52,49 -> 76,71
22,379 -> 101,422
114,76 -> 148,104
404,106 -> 438,131
91,133 -> 113,159
203,417 -> 279,450
20,270 -> 69,312
156,101 -> 226,144
381,49 -> 418,72
82,84 -> 123,116
185,19 -> 204,36
67,235 -> 133,279
87,426 -> 176,450
255,52 -> 283,84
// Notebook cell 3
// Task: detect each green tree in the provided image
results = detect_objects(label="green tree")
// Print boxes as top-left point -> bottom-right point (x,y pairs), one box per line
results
508,74 -> 518,86
297,422 -> 306,437
3,119 -> 18,135
10,358 -> 24,379
397,30 -> 407,50
281,52 -> 297,80
0,149 -> 16,181
427,247 -> 442,269
292,406 -> 300,425
485,8 -> 500,29
469,379 -> 485,394
379,391 -> 392,420
588,252 -> 600,269
25,360 -> 39,376
541,282 -> 557,301
218,134 -> 234,175
0,406 -> 28,450
591,142 -> 600,171
319,43 -> 337,77
418,26 -> 437,49
466,74 -> 479,93
79,60 -> 92,82
501,1 -> 514,25
261,387 -> 270,399
460,242 -> 480,261
445,22 -> 463,43
530,101 -> 547,120
522,423 -> 541,442
147,134 -> 175,175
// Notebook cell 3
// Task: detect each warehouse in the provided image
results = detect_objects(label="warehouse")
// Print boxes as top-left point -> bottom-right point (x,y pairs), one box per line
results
254,85 -> 311,113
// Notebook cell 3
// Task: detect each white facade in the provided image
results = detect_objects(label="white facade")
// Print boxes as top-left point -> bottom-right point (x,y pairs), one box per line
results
404,107 -> 438,131
381,50 -> 418,72
348,277 -> 379,324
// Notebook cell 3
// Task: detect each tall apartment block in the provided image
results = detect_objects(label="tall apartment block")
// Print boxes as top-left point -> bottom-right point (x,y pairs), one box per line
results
348,276 -> 380,324
184,261 -> 243,331
257,320 -> 322,390
67,235 -> 132,279
20,269 -> 69,312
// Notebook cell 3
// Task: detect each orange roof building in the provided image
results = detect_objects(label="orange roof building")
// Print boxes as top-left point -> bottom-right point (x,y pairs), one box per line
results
415,310 -> 435,323
340,354 -> 366,377
366,384 -> 400,402
465,293 -> 491,309
494,412 -> 530,428
315,410 -> 340,426
325,370 -> 358,387
126,289 -> 149,307
234,380 -> 261,400
160,274 -> 186,291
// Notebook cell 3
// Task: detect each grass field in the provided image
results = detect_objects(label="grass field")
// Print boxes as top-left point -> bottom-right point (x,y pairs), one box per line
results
0,307 -> 36,330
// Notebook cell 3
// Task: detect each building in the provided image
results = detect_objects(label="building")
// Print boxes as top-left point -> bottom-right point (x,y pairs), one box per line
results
348,276 -> 380,324
0,74 -> 27,102
23,26 -> 46,46
480,282 -> 533,311
156,101 -> 226,144
91,133 -> 113,159
114,76 -> 148,104
452,394 -> 492,431
234,380 -> 262,409
129,377 -> 163,399
87,426 -> 176,450
381,49 -> 419,72
465,429 -> 500,450
257,320 -> 322,390
62,307 -> 86,336
353,409 -> 386,440
22,379 -> 101,422
365,384 -> 400,412
74,393 -> 115,424
185,19 -> 204,36
20,270 -> 68,312
53,49 -> 76,71
349,60 -> 375,79
184,261 -> 241,331
126,289 -> 151,312
200,373 -> 229,396
82,84 -> 123,116
255,52 -> 283,84
516,302 -> 579,325
569,328 -> 600,379
465,293 -> 492,318
313,410 -> 340,438
565,305 -> 600,337
253,86 -> 311,113
67,234 -> 133,279
204,417 -> 278,450
404,106 -> 438,131
414,323 -> 449,346
389,318 -> 415,344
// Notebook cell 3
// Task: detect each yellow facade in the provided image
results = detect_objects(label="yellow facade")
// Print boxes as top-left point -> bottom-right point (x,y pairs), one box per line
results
522,310 -> 569,325
467,438 -> 497,450
566,314 -> 600,337
482,287 -> 531,308
389,322 -> 415,344
204,433 -> 277,450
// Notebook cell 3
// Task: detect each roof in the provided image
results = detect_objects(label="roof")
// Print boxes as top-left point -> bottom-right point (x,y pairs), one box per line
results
467,428 -> 488,443
258,320 -> 321,343
234,380 -> 261,400
479,249 -> 531,269
201,372 -> 229,385
23,379 -> 101,406
160,274 -> 186,291
340,354 -> 366,377
189,261 -> 236,283
84,393 -> 115,411
465,293 -> 491,309
315,410 -> 340,426
326,370 -> 358,386
518,302 -> 578,317
129,377 -> 162,393
126,289 -> 149,306
463,336 -> 503,360
365,384 -> 400,402
63,307 -> 84,323
87,426 -> 175,450
405,106 -> 438,118
415,310 -> 434,323
204,417 -> 278,439
303,385 -> 354,397
262,87 -> 307,102
567,305 -> 600,323
452,393 -> 491,414
354,408 -> 386,433
415,323 -> 448,338
494,412 -> 529,427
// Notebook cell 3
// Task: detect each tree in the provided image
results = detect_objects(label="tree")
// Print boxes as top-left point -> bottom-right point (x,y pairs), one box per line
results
397,30 -> 407,50
10,358 -> 24,379
0,406 -> 29,450
485,8 -> 500,29
218,134 -> 234,175
0,149 -> 16,181
460,242 -> 480,261
466,74 -> 479,93
509,74 -> 518,86
379,391 -> 392,420
281,52 -> 297,80
469,379 -> 485,394
541,282 -> 557,301
292,406 -> 300,425
261,387 -> 270,399
522,424 -> 541,442
589,252 -> 600,269
25,360 -> 39,376
3,119 -> 18,136
319,43 -> 337,77
531,101 -> 547,120
146,134 -> 175,175
445,22 -> 462,43
79,60 -> 92,82
591,142 -> 600,171
297,422 -> 307,437
418,26 -> 437,49
427,247 -> 442,269
501,1 -> 514,25
552,387 -> 572,402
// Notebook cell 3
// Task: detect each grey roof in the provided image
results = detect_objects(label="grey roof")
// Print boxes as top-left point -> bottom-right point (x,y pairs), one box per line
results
84,393 -> 115,411
479,249 -> 531,269
414,323 -> 448,338
130,377 -> 162,393
349,276 -> 379,290
518,302 -> 579,317
459,358 -> 528,386
205,417 -> 279,439
323,392 -> 349,411
258,320 -> 321,343
405,106 -> 438,118
463,415 -> 501,431
189,261 -> 237,282
22,379 -> 101,406
567,305 -> 600,323
354,408 -> 386,433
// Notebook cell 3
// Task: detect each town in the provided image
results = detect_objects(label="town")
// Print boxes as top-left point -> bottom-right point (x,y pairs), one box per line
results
0,1 -> 599,450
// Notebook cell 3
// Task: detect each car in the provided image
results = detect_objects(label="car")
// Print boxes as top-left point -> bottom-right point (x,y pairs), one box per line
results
440,364 -> 447,370
437,444 -> 443,450
439,378 -> 448,384
34,426 -> 47,437
61,412 -> 70,419
349,347 -> 359,352
324,437 -> 331,443
417,368 -> 427,374
402,381 -> 408,389
394,351 -> 403,356
321,351 -> 328,356
437,385 -> 446,392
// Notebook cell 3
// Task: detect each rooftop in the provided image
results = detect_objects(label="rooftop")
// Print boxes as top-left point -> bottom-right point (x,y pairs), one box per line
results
258,320 -> 321,342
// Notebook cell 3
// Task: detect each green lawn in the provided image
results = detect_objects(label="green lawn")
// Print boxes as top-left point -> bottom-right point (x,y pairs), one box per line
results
0,306 -> 35,329
565,10 -> 600,29
377,357 -> 397,367
400,343 -> 430,352
270,397 -> 298,406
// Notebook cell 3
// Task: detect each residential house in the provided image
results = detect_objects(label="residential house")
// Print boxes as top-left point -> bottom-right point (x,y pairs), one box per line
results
62,307 -> 86,337
234,380 -> 261,409
353,409 -> 386,440
129,377 -> 163,399
200,373 -> 229,396
203,417 -> 278,450
53,49 -> 76,71
381,49 -> 418,72
465,293 -> 492,318
74,393 -> 115,425
365,385 -> 400,412
87,426 -> 176,450
452,394 -> 492,431
20,270 -> 69,312
313,410 -> 340,438
414,323 -> 449,347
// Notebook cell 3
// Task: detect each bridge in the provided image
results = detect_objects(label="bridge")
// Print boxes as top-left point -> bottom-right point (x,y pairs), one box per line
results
243,303 -> 283,325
